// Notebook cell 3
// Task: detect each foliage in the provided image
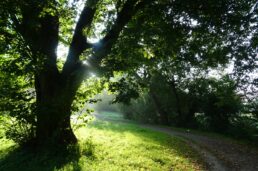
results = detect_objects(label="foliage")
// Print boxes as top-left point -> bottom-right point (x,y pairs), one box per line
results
105,0 -> 257,135
71,77 -> 104,113
120,92 -> 158,123
188,76 -> 243,132
120,75 -> 244,133
108,76 -> 141,105
0,57 -> 36,144
228,114 -> 258,141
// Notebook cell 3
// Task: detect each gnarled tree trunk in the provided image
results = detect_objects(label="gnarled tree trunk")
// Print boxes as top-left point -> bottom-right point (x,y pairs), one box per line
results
34,68 -> 80,145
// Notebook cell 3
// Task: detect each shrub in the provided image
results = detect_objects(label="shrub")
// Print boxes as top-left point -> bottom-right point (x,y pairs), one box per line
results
228,114 -> 258,141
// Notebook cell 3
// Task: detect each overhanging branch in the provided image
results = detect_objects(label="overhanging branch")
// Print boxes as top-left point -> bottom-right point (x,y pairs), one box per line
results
63,0 -> 99,75
88,0 -> 151,69
63,0 -> 151,77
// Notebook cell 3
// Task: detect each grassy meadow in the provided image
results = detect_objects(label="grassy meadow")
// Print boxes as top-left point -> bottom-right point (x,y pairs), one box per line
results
0,112 -> 205,171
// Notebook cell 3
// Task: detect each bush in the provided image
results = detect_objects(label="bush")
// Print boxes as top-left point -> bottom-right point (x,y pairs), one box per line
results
0,65 -> 36,144
228,114 -> 258,141
0,113 -> 35,145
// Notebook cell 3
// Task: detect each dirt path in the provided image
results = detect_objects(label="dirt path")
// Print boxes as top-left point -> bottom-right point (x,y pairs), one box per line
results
141,125 -> 258,171
95,114 -> 258,171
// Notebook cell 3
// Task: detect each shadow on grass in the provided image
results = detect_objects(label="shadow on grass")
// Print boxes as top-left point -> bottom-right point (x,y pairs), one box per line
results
0,143 -> 82,171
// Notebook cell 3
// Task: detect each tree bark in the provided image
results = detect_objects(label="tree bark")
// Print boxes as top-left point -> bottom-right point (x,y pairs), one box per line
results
35,70 -> 79,145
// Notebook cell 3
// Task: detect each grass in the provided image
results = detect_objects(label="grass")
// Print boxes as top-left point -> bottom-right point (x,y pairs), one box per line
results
94,110 -> 126,121
0,116 -> 206,171
99,111 -> 258,149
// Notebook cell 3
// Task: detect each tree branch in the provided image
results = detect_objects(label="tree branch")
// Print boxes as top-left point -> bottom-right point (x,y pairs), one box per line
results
88,0 -> 151,70
14,4 -> 60,74
63,0 -> 99,75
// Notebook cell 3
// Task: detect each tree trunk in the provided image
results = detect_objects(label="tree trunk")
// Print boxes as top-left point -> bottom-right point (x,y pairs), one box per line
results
149,90 -> 169,125
35,70 -> 78,145
168,78 -> 183,122
36,100 -> 77,145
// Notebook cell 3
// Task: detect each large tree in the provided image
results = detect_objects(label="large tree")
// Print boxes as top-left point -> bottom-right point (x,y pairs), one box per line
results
0,0 -> 257,145
0,0 -> 154,145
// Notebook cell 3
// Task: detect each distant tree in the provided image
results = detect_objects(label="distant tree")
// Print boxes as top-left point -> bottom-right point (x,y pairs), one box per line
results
108,0 -> 257,127
187,76 -> 243,131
